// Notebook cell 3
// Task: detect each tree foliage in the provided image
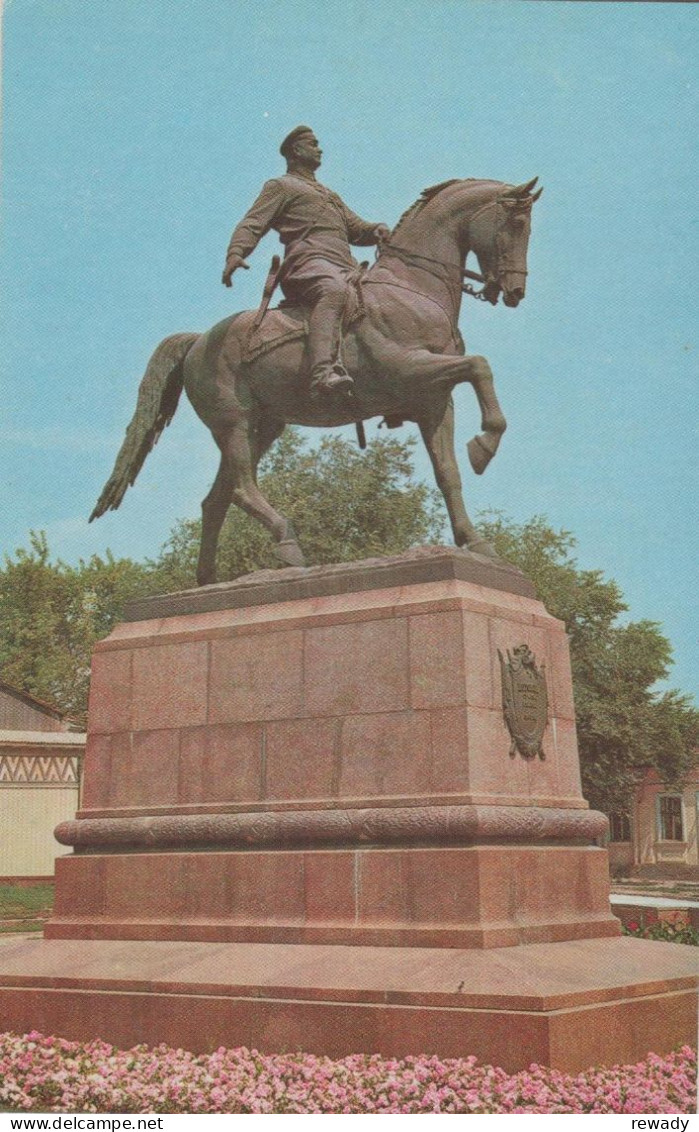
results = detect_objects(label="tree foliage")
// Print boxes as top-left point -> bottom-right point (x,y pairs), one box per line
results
0,438 -> 695,820
151,430 -> 445,591
478,513 -> 698,813
1,432 -> 443,724
0,532 -> 155,726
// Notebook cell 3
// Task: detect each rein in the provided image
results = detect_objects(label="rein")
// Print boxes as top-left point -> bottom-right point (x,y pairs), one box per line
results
377,243 -> 490,301
378,194 -> 530,302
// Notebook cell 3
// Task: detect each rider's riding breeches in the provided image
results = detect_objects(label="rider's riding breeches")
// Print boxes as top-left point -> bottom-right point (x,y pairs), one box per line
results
306,281 -> 348,375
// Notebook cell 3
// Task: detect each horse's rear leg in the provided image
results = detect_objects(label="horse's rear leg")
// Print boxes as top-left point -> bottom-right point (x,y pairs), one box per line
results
197,434 -> 236,586
417,396 -> 499,559
197,421 -> 304,586
251,417 -> 305,565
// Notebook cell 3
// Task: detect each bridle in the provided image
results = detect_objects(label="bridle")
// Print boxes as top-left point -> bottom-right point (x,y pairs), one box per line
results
377,195 -> 530,303
377,243 -> 490,301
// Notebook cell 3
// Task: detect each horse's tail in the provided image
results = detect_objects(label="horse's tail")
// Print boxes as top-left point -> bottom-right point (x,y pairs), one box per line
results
89,332 -> 199,521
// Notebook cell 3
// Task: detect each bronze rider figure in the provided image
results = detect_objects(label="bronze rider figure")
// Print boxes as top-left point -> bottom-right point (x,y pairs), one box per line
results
222,125 -> 391,396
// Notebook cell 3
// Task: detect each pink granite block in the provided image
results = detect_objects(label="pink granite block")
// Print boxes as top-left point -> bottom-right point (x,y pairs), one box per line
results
88,649 -> 132,734
525,728 -> 561,802
465,707 -> 530,798
462,610 -> 495,708
303,852 -> 356,924
102,854 -> 184,920
337,711 -> 432,799
181,854 -> 234,919
131,642 -> 208,731
355,850 -> 408,925
111,729 -> 180,808
98,620 -> 162,647
408,611 -> 465,710
97,731 -> 133,808
308,586 -> 402,618
304,619 -> 409,716
400,850 -> 482,924
209,630 -> 304,723
179,722 -> 263,804
473,848 -> 518,924
550,717 -> 583,799
548,629 -> 576,720
229,852 -> 306,924
427,707 -> 470,794
264,718 -> 338,801
80,734 -> 114,809
52,857 -> 105,918
508,848 -> 600,921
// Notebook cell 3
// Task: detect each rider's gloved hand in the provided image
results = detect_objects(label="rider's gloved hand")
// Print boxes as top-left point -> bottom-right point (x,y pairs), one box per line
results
221,254 -> 250,287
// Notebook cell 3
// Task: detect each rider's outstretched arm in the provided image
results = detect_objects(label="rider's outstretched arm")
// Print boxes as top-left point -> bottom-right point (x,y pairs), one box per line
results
224,179 -> 285,273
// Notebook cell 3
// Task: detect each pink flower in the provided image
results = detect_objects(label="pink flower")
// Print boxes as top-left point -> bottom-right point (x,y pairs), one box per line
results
0,1032 -> 695,1114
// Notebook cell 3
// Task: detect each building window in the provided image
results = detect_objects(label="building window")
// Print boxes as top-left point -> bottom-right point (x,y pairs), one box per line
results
657,795 -> 684,842
609,812 -> 631,842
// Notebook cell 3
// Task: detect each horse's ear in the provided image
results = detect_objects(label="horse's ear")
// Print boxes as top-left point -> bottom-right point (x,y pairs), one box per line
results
509,177 -> 539,197
531,187 -> 543,202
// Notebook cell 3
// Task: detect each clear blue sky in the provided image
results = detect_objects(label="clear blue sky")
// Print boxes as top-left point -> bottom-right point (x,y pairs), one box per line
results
1,1 -> 697,698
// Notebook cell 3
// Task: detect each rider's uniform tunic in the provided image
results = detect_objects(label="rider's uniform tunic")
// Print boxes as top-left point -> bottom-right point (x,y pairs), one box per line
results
225,173 -> 380,305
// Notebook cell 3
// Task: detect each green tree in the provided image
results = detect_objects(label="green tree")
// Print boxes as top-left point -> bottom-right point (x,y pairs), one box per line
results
477,513 -> 698,813
152,429 -> 445,590
0,433 -> 444,721
0,532 -> 154,726
2,446 -> 695,821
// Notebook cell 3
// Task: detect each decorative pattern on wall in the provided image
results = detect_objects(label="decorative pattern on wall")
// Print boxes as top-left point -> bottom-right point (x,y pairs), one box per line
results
0,753 -> 81,786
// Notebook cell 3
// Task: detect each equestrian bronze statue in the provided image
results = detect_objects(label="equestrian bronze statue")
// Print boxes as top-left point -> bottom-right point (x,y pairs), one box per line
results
91,129 -> 542,586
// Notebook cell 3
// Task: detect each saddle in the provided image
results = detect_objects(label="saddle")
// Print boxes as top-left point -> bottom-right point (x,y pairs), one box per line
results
240,264 -> 368,366
241,305 -> 308,365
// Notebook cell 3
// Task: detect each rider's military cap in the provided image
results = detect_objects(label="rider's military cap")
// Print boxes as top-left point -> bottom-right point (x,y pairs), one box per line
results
280,125 -> 315,158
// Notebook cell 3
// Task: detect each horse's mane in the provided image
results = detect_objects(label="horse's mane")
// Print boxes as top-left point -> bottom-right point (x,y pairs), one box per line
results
390,178 -> 504,239
391,180 -> 462,239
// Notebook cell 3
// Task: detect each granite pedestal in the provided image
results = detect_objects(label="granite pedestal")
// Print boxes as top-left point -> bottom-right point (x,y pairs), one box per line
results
0,549 -> 696,1071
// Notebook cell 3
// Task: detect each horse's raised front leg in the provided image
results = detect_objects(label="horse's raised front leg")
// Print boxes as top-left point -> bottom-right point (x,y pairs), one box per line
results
462,355 -> 507,475
197,419 -> 304,586
390,348 -> 507,475
416,395 -> 499,559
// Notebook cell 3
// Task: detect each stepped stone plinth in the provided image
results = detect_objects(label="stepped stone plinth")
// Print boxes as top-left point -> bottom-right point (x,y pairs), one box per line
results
0,549 -> 695,1072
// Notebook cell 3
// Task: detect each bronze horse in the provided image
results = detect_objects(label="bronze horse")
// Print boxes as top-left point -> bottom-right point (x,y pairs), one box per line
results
91,176 -> 541,584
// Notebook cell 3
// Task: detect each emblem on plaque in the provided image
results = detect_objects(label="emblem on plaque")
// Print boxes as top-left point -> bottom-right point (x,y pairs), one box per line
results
498,644 -> 548,760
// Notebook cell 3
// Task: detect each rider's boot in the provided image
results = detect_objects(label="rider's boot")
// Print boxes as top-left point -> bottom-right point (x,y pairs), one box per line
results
310,361 -> 354,396
307,286 -> 355,397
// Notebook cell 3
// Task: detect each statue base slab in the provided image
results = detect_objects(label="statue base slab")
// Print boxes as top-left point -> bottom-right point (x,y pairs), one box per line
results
0,935 -> 695,1074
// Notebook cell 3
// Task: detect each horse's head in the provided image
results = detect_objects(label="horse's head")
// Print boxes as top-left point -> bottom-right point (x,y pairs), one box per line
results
465,178 -> 542,308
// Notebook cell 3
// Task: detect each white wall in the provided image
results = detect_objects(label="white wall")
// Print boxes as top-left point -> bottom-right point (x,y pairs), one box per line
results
0,732 -> 84,877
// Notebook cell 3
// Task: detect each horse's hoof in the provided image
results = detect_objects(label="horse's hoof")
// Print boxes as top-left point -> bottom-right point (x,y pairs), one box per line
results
467,435 -> 495,475
465,537 -> 500,560
274,539 -> 306,568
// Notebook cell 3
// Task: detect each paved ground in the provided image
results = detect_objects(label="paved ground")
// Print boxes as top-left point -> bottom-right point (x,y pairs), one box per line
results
610,878 -> 699,903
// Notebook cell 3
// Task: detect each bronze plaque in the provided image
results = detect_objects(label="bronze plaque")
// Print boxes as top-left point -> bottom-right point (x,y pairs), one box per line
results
498,644 -> 548,760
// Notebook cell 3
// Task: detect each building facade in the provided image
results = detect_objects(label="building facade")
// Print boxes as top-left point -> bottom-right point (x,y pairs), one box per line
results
0,683 -> 84,880
608,765 -> 699,879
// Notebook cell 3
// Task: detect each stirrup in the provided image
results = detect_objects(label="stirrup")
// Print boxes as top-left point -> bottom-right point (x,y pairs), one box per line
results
310,364 -> 355,397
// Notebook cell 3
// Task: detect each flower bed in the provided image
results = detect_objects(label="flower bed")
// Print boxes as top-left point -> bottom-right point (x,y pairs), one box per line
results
622,918 -> 699,946
0,1032 -> 695,1113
